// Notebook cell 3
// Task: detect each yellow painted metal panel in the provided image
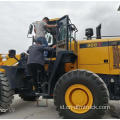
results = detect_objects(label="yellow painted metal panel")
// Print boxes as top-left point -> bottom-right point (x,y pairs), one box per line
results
77,39 -> 110,74
76,38 -> 120,75
79,47 -> 109,65
78,64 -> 112,75
0,55 -> 20,72
49,18 -> 59,21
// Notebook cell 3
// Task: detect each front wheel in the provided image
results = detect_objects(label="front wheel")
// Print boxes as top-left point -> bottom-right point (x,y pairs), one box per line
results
53,70 -> 109,119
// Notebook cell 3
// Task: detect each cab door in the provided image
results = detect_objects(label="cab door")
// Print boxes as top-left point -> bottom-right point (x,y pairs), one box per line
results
56,15 -> 69,53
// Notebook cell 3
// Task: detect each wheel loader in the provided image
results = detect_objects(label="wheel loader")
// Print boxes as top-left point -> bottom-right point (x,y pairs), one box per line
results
0,15 -> 120,118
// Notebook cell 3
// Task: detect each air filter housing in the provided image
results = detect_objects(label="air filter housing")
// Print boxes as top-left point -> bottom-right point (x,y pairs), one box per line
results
85,28 -> 93,40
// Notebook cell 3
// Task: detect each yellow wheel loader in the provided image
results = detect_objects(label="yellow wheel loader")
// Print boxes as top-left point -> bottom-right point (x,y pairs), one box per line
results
0,15 -> 120,118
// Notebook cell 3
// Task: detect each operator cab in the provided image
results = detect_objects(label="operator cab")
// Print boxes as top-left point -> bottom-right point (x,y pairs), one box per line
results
27,18 -> 59,47
27,16 -> 78,49
27,15 -> 78,59
56,15 -> 78,53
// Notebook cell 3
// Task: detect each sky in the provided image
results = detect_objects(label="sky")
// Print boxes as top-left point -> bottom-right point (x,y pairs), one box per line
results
0,1 -> 120,54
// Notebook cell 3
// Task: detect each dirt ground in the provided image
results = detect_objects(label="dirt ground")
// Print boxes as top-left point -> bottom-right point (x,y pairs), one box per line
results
0,95 -> 119,119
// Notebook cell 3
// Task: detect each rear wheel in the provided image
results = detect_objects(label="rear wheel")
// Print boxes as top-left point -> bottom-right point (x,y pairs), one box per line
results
0,72 -> 14,111
54,70 -> 109,119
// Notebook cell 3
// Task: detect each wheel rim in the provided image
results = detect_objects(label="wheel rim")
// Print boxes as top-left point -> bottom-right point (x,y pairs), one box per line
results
65,84 -> 93,114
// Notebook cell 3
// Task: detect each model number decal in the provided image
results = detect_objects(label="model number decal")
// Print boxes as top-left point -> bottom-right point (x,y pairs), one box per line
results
87,43 -> 98,48
80,41 -> 120,48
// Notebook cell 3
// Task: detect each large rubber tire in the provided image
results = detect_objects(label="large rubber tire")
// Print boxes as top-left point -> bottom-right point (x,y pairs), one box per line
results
53,70 -> 109,119
0,72 -> 14,110
19,94 -> 38,101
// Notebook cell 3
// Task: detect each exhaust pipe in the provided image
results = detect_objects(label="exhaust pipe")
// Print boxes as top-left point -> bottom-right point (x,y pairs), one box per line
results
96,24 -> 101,39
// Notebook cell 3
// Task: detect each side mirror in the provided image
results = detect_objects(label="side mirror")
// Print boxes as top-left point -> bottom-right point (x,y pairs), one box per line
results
28,24 -> 33,35
8,49 -> 16,58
